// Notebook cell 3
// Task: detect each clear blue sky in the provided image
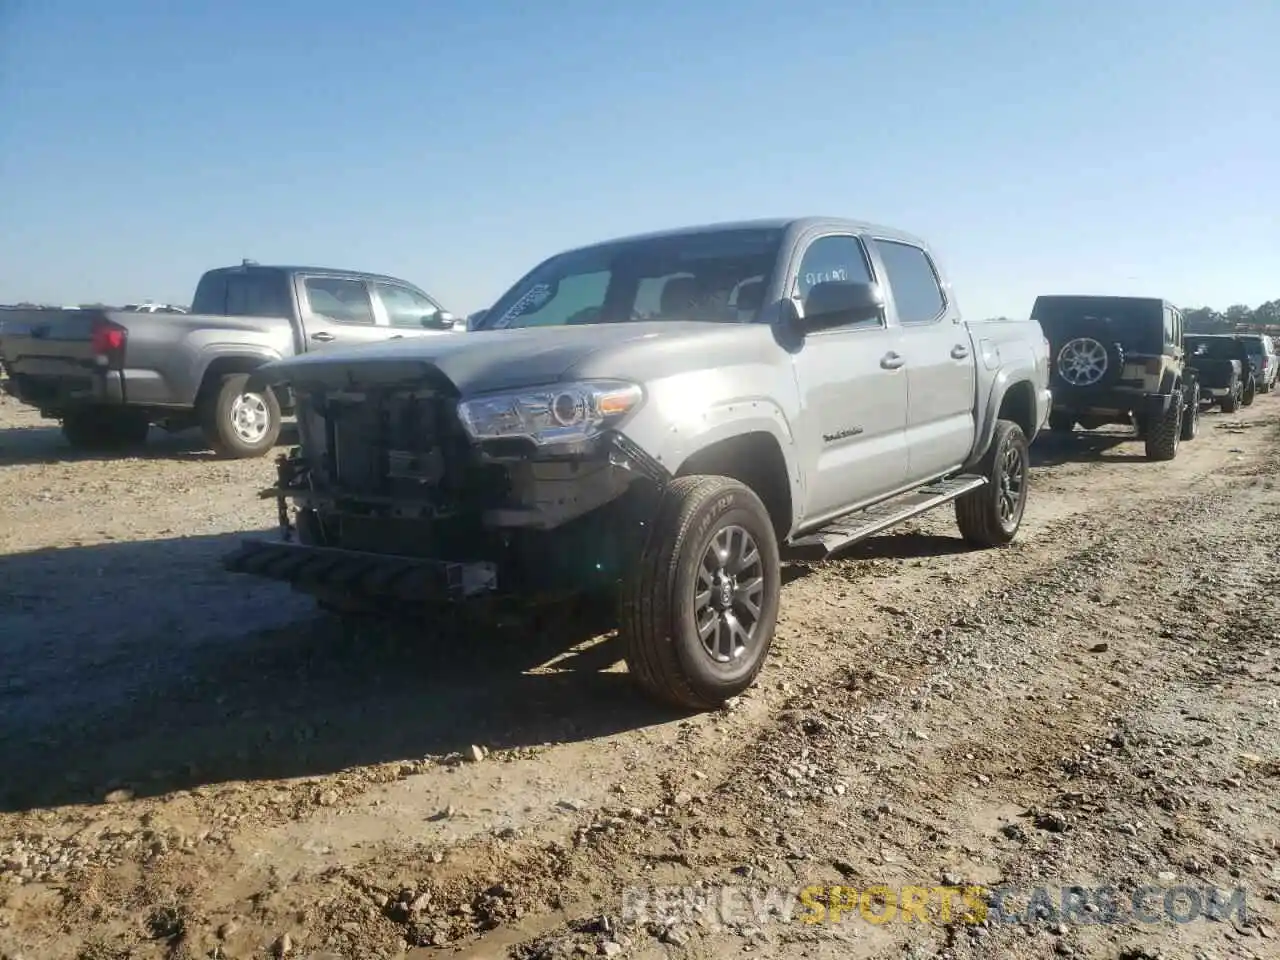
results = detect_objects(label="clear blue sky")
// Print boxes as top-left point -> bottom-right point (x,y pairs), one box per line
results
2,0 -> 1277,318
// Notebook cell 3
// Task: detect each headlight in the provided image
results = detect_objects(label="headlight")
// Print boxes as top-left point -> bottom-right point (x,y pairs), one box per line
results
457,380 -> 643,446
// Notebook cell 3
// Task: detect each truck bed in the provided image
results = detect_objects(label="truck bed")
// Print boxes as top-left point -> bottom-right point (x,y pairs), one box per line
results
0,307 -> 291,413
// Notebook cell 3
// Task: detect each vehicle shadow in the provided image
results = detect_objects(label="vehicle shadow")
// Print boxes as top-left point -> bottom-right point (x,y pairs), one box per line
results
0,530 -> 679,812
0,421 -> 299,466
1030,431 -> 1148,466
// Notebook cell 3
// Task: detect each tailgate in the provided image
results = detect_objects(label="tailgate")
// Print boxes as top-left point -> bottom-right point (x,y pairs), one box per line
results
1,309 -> 102,371
0,309 -> 121,406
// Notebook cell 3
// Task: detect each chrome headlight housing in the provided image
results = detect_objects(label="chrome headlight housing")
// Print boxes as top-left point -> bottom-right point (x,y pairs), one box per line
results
457,380 -> 643,446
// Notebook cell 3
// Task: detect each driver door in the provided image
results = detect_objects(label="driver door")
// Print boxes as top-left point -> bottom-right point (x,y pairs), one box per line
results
788,233 -> 909,521
370,281 -> 454,337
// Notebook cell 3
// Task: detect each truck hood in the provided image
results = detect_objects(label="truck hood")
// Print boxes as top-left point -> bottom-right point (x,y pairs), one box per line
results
252,321 -> 732,396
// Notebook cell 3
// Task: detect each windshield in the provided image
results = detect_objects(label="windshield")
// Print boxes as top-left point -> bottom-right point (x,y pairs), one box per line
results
480,228 -> 783,330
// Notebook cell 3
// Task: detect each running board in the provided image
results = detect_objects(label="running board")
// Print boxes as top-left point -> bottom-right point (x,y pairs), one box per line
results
783,474 -> 986,561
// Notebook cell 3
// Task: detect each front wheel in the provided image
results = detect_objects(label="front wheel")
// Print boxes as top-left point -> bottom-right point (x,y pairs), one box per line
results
955,419 -> 1030,547
198,372 -> 282,458
620,476 -> 781,710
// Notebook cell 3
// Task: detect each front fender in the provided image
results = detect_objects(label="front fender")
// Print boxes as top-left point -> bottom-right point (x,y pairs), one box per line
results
621,396 -> 804,515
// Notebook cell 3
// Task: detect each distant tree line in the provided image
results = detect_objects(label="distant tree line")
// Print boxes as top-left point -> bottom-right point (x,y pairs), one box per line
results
1181,300 -> 1280,333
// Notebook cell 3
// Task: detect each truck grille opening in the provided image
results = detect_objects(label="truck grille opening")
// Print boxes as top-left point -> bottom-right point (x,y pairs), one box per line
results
311,389 -> 510,527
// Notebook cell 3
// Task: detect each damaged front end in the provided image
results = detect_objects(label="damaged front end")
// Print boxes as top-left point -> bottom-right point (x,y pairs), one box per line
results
221,363 -> 669,606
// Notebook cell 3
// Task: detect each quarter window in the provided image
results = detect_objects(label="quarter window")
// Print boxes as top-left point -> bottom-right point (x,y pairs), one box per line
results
303,277 -> 375,325
872,240 -> 945,324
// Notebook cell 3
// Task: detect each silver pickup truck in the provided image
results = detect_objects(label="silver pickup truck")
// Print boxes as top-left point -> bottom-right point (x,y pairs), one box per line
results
0,263 -> 460,457
223,217 -> 1052,708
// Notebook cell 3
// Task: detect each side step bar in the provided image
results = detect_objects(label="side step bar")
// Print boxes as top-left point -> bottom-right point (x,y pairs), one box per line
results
783,474 -> 986,561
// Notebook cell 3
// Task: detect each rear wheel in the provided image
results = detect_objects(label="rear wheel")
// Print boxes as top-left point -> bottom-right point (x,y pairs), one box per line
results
1180,383 -> 1201,441
1242,377 -> 1256,407
955,419 -> 1029,547
60,409 -> 150,452
620,476 -> 781,710
1221,380 -> 1240,413
1144,388 -> 1183,461
198,372 -> 282,458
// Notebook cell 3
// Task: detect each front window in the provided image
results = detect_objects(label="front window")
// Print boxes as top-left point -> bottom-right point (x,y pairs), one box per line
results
373,282 -> 443,328
480,228 -> 783,330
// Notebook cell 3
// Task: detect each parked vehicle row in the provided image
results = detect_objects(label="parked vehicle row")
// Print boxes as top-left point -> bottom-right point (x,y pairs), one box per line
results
0,262 -> 460,457
3,217 -> 1267,713
1036,295 -> 1275,456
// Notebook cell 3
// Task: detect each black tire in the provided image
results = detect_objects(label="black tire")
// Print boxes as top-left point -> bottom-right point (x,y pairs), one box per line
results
1221,380 -> 1239,413
198,372 -> 282,458
1048,411 -> 1075,434
1144,387 -> 1183,461
1242,377 -> 1256,407
60,409 -> 150,452
1180,383 -> 1201,441
619,476 -> 781,710
955,419 -> 1030,548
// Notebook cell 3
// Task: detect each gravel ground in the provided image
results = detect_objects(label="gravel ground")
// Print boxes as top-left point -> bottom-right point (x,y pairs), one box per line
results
0,392 -> 1277,960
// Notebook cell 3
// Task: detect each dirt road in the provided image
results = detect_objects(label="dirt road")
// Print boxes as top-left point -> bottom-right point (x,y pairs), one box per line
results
1,394 -> 1277,960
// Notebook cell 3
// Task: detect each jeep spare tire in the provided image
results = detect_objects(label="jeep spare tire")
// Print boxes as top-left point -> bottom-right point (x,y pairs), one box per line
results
620,476 -> 781,710
1053,332 -> 1124,390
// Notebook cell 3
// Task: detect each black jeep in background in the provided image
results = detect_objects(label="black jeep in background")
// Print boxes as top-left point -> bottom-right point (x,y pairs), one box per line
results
1184,334 -> 1257,413
1033,294 -> 1199,460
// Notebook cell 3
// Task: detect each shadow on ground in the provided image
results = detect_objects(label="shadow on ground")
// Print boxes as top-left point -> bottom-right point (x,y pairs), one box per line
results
0,529 -> 678,812
0,421 -> 299,466
1030,430 -> 1149,466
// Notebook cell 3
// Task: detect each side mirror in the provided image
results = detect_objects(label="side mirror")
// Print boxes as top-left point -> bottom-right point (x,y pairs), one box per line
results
798,281 -> 885,333
421,311 -> 456,330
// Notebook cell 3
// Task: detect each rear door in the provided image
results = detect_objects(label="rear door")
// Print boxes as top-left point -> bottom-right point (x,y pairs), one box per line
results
295,275 -> 398,351
871,239 -> 975,480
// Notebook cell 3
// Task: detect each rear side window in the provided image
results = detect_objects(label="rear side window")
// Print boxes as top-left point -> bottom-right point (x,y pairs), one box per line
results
190,270 -> 291,318
872,240 -> 945,323
303,277 -> 375,325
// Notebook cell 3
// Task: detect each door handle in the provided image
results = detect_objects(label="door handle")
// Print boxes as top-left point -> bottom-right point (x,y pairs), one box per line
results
389,335 -> 404,340
880,352 -> 905,370
951,344 -> 970,359
310,332 -> 335,343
